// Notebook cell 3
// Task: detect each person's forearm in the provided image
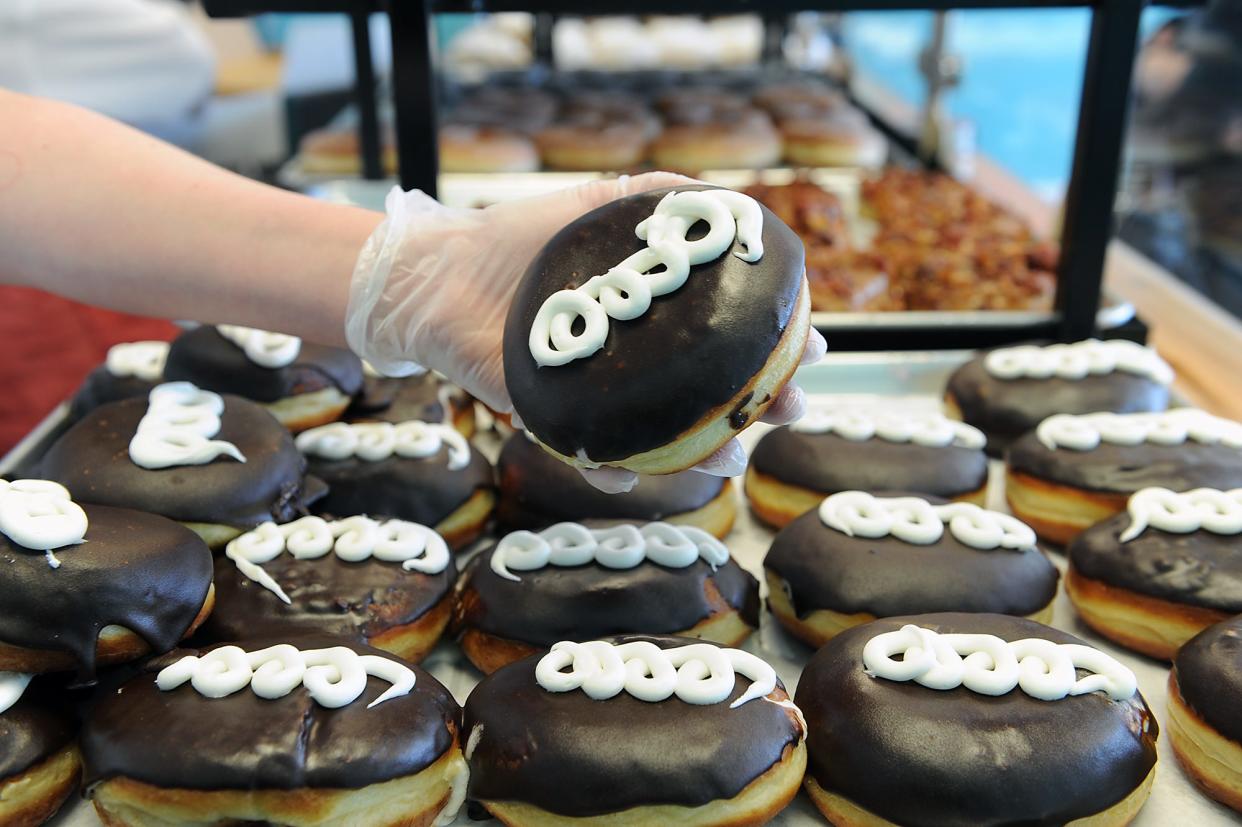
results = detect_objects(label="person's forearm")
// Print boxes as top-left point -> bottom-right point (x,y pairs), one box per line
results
0,90 -> 382,345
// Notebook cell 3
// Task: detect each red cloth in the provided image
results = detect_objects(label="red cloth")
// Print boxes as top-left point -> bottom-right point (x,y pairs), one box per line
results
0,286 -> 177,454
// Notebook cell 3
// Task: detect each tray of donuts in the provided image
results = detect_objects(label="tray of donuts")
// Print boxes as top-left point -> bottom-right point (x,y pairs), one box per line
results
2,184 -> 1237,827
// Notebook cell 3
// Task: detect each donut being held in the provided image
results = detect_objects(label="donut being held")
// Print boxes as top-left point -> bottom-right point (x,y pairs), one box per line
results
452,521 -> 760,673
503,185 -> 810,475
797,613 -> 1158,827
1067,487 -> 1242,660
81,639 -> 467,827
0,674 -> 79,827
463,635 -> 806,825
68,340 -> 169,421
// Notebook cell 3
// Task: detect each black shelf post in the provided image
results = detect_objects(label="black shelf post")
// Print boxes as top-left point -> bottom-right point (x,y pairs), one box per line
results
350,10 -> 384,180
389,0 -> 440,196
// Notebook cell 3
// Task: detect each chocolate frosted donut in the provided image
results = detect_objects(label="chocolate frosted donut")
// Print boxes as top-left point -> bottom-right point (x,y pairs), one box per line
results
164,325 -> 363,432
1168,616 -> 1242,811
0,500 -> 213,677
82,638 -> 466,827
199,516 -> 456,663
496,433 -> 735,537
1005,409 -> 1242,545
765,492 -> 1058,647
297,420 -> 496,549
0,677 -> 79,827
946,340 -> 1172,455
39,392 -> 321,549
796,613 -> 1159,827
453,522 -> 760,673
347,371 -> 475,435
68,340 -> 169,421
1067,488 -> 1242,660
463,634 -> 806,825
746,409 -> 989,528
504,185 -> 809,474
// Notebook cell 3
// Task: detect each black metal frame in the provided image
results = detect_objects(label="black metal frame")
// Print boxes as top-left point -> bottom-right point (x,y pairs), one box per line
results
205,0 -> 1154,349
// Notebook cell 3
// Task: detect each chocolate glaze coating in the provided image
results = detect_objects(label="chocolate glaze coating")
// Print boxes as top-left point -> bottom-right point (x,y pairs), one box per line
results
1006,433 -> 1242,495
796,613 -> 1158,827
199,550 -> 456,644
68,367 -> 157,421
947,354 -> 1170,455
455,547 -> 759,646
1070,515 -> 1242,613
750,427 -> 988,498
39,395 -> 317,528
496,434 -> 725,530
1174,616 -> 1242,743
765,509 -> 1058,619
81,638 -> 459,791
503,185 -> 806,462
463,634 -> 801,816
164,325 -> 363,403
347,373 -> 448,423
0,504 -> 212,678
308,447 -> 494,527
0,681 -> 76,780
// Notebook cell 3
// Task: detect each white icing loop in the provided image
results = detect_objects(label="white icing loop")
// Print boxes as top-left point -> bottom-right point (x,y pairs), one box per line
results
0,479 -> 88,557
0,672 -> 33,714
818,491 -> 1036,550
491,521 -> 728,582
155,644 -> 416,709
1121,487 -> 1242,542
225,516 -> 449,602
128,382 -> 246,469
984,339 -> 1173,385
792,408 -> 986,450
529,189 -> 765,367
296,420 -> 470,470
105,341 -> 169,381
1036,409 -> 1242,452
535,640 -> 779,708
217,325 -> 302,369
862,624 -> 1137,701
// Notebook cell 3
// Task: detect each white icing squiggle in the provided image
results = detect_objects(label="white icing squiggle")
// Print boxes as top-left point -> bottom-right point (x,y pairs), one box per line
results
792,408 -> 986,450
1121,487 -> 1242,542
1036,409 -> 1242,452
296,420 -> 470,470
0,672 -> 33,714
819,491 -> 1036,550
0,479 -> 87,565
156,644 -> 415,709
128,382 -> 247,469
984,339 -> 1173,384
217,325 -> 302,369
529,189 -> 764,367
536,640 -> 779,708
105,341 -> 168,381
225,516 -> 450,603
862,624 -> 1137,701
491,521 -> 728,582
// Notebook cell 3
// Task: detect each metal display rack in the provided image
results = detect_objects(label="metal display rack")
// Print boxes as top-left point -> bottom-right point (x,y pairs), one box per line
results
205,0 -> 1153,349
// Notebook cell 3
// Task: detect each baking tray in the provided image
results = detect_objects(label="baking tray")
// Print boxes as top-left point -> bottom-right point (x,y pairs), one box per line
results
28,351 -> 1240,826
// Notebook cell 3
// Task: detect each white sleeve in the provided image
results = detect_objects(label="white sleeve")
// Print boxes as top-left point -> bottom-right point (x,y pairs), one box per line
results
0,0 -> 216,126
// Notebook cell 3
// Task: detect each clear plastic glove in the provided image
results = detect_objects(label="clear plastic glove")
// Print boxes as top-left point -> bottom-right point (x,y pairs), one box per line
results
346,173 -> 827,493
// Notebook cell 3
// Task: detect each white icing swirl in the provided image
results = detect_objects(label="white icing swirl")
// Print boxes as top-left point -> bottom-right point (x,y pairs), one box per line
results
818,491 -> 1036,550
535,639 -> 779,709
105,340 -> 169,381
0,479 -> 87,565
1035,408 -> 1242,452
225,516 -> 450,603
984,339 -> 1173,384
529,189 -> 764,367
490,521 -> 728,582
128,382 -> 247,469
791,408 -> 986,450
0,672 -> 33,714
296,420 -> 470,470
216,325 -> 302,368
862,624 -> 1137,701
1121,487 -> 1242,542
156,644 -> 415,709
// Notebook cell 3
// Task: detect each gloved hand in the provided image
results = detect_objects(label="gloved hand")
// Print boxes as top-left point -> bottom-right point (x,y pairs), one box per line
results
346,173 -> 826,493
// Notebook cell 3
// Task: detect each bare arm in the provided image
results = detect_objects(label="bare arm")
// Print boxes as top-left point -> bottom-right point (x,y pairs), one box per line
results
0,89 -> 381,345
